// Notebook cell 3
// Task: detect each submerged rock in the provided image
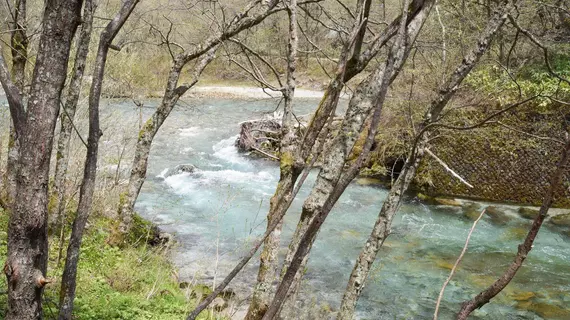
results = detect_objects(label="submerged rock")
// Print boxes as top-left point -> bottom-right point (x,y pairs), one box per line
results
518,207 -> 540,220
462,202 -> 482,220
164,164 -> 196,177
485,206 -> 512,225
550,213 -> 570,226
434,197 -> 461,206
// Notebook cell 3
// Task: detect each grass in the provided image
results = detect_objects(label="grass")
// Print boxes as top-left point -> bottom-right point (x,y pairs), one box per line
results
0,208 -> 219,320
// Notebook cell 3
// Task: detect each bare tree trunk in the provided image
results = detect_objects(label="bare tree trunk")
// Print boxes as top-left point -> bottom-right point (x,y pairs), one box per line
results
275,2 -> 432,315
118,49 -> 217,236
187,1 -> 436,318
3,0 -> 27,208
456,136 -> 570,319
52,0 -> 98,245
58,2 -> 140,318
0,0 -> 83,318
119,0 -> 293,236
246,1 -> 299,319
338,3 -> 512,317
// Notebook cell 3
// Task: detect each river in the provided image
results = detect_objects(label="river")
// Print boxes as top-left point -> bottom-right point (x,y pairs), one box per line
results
2,95 -> 567,319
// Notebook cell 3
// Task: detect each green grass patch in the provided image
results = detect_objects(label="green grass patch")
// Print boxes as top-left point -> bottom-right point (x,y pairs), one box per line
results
0,209 -> 219,319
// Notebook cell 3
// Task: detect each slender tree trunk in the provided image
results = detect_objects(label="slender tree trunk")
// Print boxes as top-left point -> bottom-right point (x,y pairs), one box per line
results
338,3 -> 512,317
3,0 -> 27,208
58,2 -> 140,318
276,4 -> 431,312
456,137 -> 570,319
246,1 -> 299,319
119,0 -> 292,235
52,0 -> 97,245
1,1 -> 83,319
187,1 -> 435,317
118,50 -> 216,236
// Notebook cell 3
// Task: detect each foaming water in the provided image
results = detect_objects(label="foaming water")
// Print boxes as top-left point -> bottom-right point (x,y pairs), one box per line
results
109,97 -> 570,320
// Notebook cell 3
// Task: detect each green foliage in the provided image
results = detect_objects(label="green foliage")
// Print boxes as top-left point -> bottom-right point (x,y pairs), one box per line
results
465,53 -> 570,108
0,211 -> 219,320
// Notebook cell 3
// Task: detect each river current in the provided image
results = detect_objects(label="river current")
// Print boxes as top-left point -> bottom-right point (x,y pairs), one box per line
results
3,96 -> 567,319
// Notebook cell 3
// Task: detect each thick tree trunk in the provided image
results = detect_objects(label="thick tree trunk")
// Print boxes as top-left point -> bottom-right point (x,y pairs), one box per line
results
58,2 -> 140,319
52,0 -> 97,241
2,1 -> 83,319
246,1 -> 299,319
3,0 -> 27,208
338,3 -> 512,318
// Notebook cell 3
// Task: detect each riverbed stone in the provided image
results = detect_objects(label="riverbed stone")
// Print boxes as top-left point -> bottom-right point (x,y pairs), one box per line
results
434,197 -> 461,206
462,202 -> 482,220
518,207 -> 540,220
164,164 -> 196,177
485,206 -> 512,224
550,213 -> 570,226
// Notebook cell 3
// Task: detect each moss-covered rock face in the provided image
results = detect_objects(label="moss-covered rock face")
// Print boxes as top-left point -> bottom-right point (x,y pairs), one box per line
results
414,104 -> 570,207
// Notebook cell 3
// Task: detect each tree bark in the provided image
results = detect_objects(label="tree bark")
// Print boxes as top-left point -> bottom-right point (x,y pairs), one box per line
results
338,3 -> 512,317
52,0 -> 98,245
1,1 -> 83,319
246,1 -> 299,319
3,0 -> 27,208
187,1 -> 435,317
118,48 -> 217,236
274,2 -> 432,315
58,1 -> 140,319
456,136 -> 570,319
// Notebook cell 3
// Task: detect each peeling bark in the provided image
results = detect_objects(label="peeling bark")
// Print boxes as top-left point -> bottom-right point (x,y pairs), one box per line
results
52,0 -> 98,241
1,1 -> 83,319
58,2 -> 140,319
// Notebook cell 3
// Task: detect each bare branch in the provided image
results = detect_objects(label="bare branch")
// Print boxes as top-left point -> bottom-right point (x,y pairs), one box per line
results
434,209 -> 487,320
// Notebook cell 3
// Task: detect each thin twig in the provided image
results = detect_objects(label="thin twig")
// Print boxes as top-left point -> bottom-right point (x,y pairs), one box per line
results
434,209 -> 486,320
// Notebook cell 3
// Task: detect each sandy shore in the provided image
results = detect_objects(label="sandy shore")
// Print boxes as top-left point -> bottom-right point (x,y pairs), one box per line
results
186,85 -> 350,99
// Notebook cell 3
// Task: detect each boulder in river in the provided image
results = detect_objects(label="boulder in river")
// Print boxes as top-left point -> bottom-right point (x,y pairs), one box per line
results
235,119 -> 281,158
164,164 -> 196,178
485,206 -> 512,225
518,207 -> 540,220
550,213 -> 570,226
462,202 -> 482,220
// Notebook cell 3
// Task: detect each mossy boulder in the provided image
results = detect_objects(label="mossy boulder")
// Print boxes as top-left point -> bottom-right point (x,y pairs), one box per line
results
518,207 -> 540,220
416,193 -> 436,204
434,197 -> 462,206
550,213 -> 570,226
355,177 -> 383,186
485,206 -> 512,225
462,202 -> 482,220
